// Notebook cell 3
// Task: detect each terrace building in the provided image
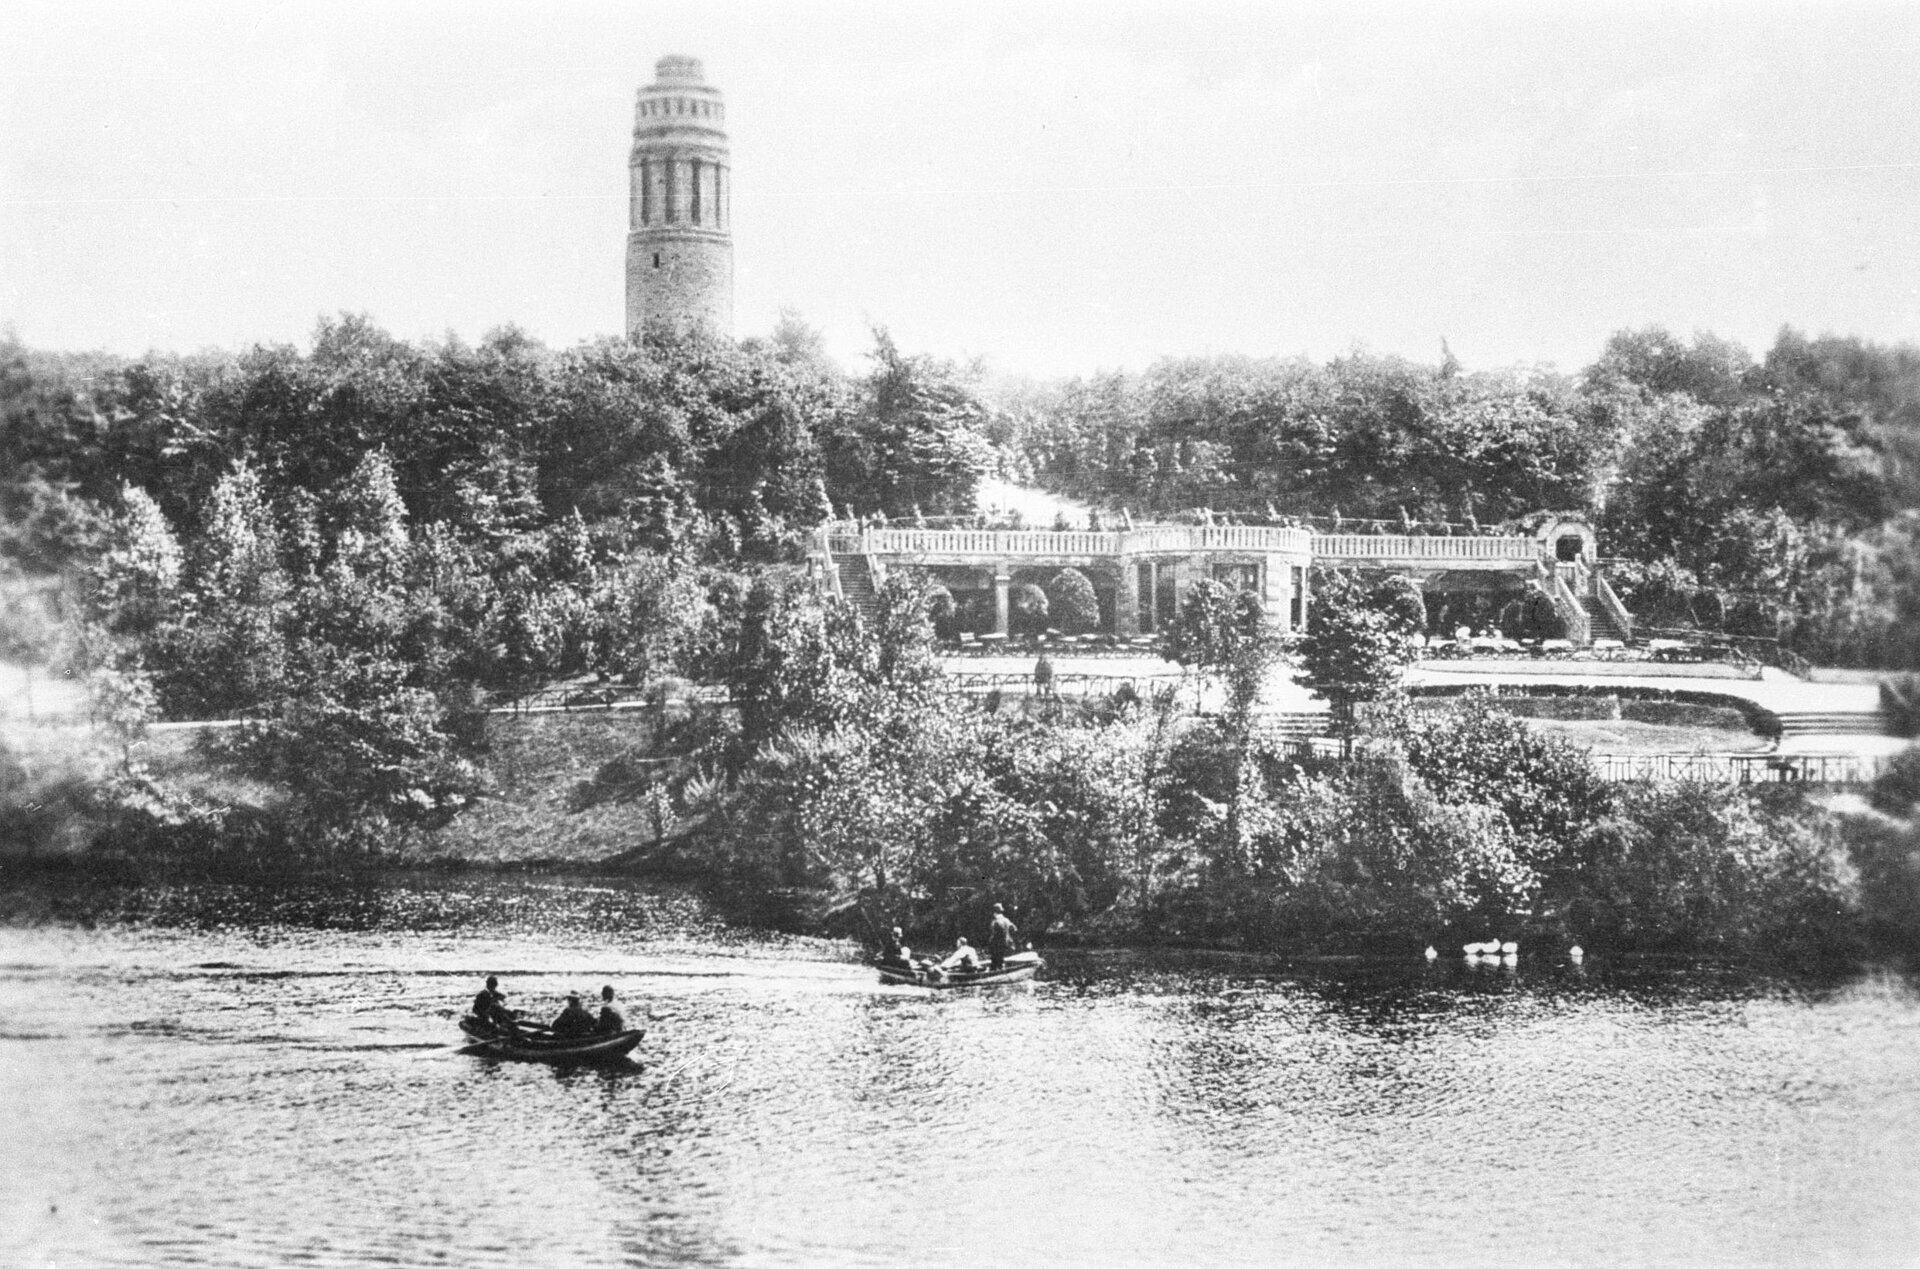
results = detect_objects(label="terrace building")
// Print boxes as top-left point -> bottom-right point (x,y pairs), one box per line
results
816,513 -> 1632,645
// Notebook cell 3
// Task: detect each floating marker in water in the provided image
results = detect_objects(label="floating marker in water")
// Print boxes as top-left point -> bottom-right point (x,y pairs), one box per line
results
1424,945 -> 1438,961
1569,945 -> 1584,961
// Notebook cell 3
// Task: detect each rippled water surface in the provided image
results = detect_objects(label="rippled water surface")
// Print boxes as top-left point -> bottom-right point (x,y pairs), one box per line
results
3,874 -> 1918,1267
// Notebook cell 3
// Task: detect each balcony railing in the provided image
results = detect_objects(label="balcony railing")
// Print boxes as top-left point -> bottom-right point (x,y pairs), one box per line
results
1311,534 -> 1539,561
828,523 -> 1315,558
824,522 -> 1566,571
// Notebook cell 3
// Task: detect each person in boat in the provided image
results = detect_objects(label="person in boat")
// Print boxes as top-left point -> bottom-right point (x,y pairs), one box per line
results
880,926 -> 915,971
940,937 -> 981,975
471,976 -> 515,1031
550,992 -> 598,1039
595,985 -> 629,1035
986,903 -> 1019,972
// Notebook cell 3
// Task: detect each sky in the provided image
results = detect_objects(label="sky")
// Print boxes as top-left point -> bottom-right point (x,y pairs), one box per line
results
5,0 -> 1919,378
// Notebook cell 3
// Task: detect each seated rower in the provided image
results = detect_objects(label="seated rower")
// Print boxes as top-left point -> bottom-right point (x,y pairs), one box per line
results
880,926 -> 915,971
471,975 -> 515,1031
550,992 -> 597,1039
595,984 -> 629,1035
940,937 -> 981,974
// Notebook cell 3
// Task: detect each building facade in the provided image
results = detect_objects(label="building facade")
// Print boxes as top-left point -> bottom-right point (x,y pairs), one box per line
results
626,55 -> 733,337
819,517 -> 1632,644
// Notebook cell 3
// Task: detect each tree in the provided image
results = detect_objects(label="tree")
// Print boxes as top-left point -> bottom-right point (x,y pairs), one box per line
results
1369,574 -> 1427,638
161,462 -> 291,718
1165,579 -> 1276,728
225,648 -> 482,837
1294,569 -> 1418,752
589,552 -> 708,686
92,485 -> 182,643
826,329 -> 997,518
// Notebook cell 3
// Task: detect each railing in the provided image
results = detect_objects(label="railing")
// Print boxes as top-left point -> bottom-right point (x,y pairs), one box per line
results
1587,751 -> 1893,785
1547,572 -> 1591,644
816,525 -> 845,598
938,671 -> 1185,700
1311,534 -> 1539,561
825,522 -> 1563,564
829,524 -> 1314,558
1593,573 -> 1634,641
1185,525 -> 1314,553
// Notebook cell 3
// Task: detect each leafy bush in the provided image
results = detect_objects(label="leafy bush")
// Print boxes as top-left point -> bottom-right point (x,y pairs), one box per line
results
1840,814 -> 1920,955
1404,695 -> 1613,868
1497,588 -> 1568,641
1010,582 -> 1049,634
1553,783 -> 1858,959
1225,757 -> 1539,948
1868,747 -> 1920,818
1045,568 -> 1100,633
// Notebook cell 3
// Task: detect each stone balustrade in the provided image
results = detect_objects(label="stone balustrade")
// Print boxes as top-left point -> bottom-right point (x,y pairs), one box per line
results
832,524 -> 1317,558
1311,534 -> 1539,561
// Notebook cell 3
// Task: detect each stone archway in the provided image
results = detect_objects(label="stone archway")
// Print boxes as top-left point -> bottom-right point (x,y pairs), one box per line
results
1535,517 -> 1597,565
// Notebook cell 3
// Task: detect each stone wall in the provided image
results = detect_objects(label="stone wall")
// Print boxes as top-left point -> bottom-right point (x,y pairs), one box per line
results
625,230 -> 733,334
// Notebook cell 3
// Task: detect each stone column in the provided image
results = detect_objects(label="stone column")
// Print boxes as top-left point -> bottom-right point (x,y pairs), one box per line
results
993,571 -> 1011,636
1114,560 -> 1138,637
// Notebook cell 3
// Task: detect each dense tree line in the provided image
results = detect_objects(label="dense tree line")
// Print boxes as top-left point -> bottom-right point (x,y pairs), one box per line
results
994,327 -> 1920,666
3,314 -> 1917,955
0,316 -> 1005,849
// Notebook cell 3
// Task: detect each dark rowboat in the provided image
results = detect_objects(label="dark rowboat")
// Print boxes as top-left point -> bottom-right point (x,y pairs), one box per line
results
877,949 -> 1043,988
458,1016 -> 644,1065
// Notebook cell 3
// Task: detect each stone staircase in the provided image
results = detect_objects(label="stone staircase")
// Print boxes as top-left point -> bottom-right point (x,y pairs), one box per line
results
834,554 -> 880,622
1580,594 -> 1630,643
1775,708 -> 1900,737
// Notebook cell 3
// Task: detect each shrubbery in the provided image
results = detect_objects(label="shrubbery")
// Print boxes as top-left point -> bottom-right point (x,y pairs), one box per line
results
652,589 -> 1910,963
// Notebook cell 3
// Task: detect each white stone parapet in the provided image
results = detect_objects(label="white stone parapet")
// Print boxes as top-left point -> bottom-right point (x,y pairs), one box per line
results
1311,534 -> 1539,561
832,524 -> 1315,558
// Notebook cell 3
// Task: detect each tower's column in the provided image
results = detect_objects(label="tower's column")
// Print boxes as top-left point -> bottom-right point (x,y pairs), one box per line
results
994,572 -> 1012,636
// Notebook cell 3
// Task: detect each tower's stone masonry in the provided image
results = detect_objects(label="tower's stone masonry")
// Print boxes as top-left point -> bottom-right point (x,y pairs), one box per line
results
626,55 -> 733,337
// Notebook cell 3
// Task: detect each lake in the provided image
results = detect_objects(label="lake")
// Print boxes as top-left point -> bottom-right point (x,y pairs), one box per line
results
2,873 -> 1916,1267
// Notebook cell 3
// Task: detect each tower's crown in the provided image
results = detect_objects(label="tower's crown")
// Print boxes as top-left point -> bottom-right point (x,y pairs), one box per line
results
653,55 -> 705,86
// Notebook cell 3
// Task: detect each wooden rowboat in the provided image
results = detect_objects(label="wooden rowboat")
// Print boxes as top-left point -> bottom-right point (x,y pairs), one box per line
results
877,949 -> 1043,988
458,1015 -> 644,1065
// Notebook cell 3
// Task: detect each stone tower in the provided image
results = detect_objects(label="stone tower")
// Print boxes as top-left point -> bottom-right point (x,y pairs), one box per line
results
625,55 -> 734,338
